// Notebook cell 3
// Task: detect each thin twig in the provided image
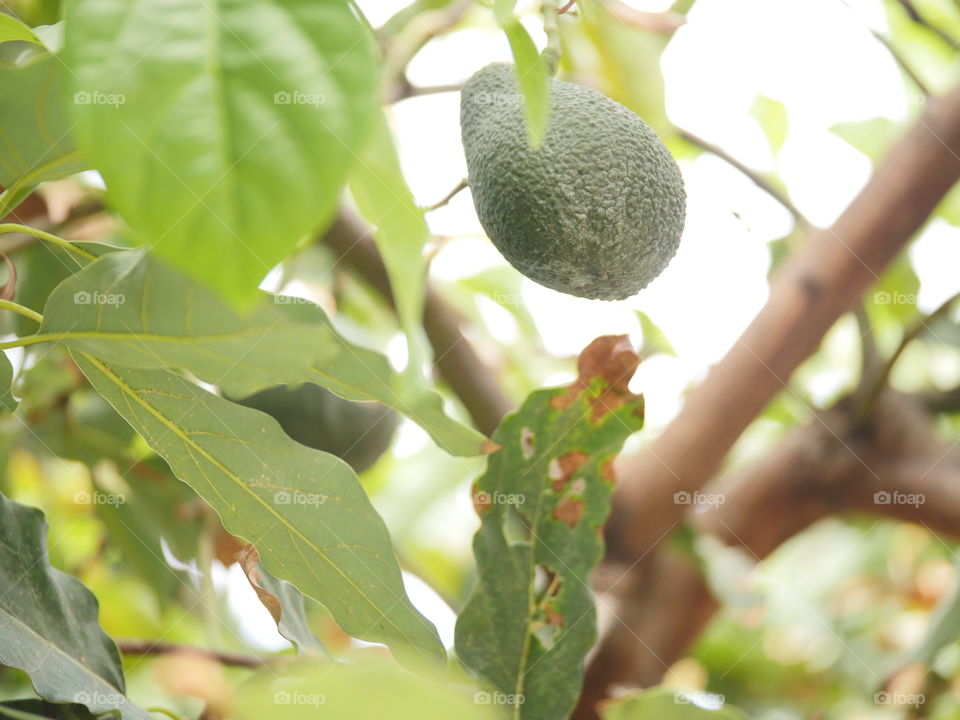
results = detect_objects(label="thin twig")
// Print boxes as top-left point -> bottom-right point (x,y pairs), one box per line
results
425,178 -> 468,211
856,290 -> 960,423
677,129 -> 810,228
872,30 -> 931,96
115,639 -> 267,669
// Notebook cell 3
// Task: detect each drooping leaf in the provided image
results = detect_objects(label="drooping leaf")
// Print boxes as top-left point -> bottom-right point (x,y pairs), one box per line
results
73,353 -> 444,669
600,687 -> 750,720
39,250 -> 336,398
236,659 -> 497,720
63,0 -> 378,304
0,350 -> 16,411
0,51 -> 84,218
348,111 -> 431,384
0,15 -> 42,45
750,95 -> 788,155
238,545 -> 326,655
277,299 -> 491,457
0,492 -> 148,719
502,20 -> 550,148
455,335 -> 645,720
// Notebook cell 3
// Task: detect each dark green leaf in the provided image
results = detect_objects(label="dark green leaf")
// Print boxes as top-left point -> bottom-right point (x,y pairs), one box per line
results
63,0 -> 378,304
455,335 -> 645,719
0,492 -> 148,719
73,353 -> 445,669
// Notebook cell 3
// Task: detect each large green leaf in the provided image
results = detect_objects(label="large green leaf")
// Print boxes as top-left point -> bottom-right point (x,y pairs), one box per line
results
63,0 -> 378,304
0,15 -> 42,45
600,688 -> 749,720
235,659 -> 497,720
0,51 -> 84,218
0,493 -> 148,719
348,111 -> 431,385
73,353 -> 444,669
455,335 -> 645,720
39,250 -> 335,398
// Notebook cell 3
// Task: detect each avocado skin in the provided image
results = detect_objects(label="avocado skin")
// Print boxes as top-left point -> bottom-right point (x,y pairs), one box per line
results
460,63 -> 686,301
233,383 -> 398,473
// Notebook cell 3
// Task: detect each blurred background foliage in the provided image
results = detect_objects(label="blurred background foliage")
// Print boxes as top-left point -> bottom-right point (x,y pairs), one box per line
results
1,0 -> 960,718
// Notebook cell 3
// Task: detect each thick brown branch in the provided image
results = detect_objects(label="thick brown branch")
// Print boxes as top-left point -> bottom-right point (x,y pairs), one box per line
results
321,209 -> 512,435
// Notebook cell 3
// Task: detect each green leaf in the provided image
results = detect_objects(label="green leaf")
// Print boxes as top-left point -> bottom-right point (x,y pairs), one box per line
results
502,21 -> 550,148
455,335 -> 645,719
235,659 -> 497,720
277,298 -> 491,457
73,353 -> 444,669
348,111 -> 431,383
600,687 -> 749,720
0,492 -> 148,719
239,545 -> 326,655
0,14 -> 41,45
0,52 -> 84,217
63,0 -> 378,304
750,95 -> 788,155
39,250 -> 335,398
830,117 -> 900,163
0,351 -> 15,411
636,311 -> 676,358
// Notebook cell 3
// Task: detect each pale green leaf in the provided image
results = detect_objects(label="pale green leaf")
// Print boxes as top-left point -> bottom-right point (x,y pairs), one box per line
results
73,353 -> 444,669
0,14 -> 41,45
349,111 -> 431,384
0,351 -> 15,411
636,310 -> 676,358
63,0 -> 378,304
601,687 -> 749,720
0,492 -> 148,719
830,117 -> 900,163
750,95 -> 788,155
455,336 -> 644,720
502,21 -> 550,148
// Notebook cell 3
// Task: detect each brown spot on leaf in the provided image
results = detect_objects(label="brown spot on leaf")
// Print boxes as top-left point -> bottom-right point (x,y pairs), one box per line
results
549,450 -> 588,492
482,439 -> 502,454
545,605 -> 565,627
238,546 -> 281,626
553,497 -> 585,527
601,460 -> 617,484
551,335 -> 643,421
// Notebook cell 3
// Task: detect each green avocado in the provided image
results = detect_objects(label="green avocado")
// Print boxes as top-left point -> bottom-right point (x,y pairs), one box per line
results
460,63 -> 686,300
232,383 -> 398,473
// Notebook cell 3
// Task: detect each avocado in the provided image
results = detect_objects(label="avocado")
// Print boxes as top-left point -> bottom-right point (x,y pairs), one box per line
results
232,383 -> 398,473
460,63 -> 686,300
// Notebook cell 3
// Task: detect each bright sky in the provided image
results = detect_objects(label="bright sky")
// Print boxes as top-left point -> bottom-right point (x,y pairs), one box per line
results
228,0 -> 960,651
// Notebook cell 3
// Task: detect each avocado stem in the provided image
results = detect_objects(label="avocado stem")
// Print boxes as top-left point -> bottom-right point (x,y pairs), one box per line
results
541,0 -> 562,76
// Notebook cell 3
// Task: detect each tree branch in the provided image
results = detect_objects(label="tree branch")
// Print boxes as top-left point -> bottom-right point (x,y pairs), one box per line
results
115,639 -> 266,669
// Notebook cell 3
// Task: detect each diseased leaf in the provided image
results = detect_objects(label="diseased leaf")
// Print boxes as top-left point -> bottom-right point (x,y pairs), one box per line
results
63,0 -> 378,304
239,545 -> 326,655
349,111 -> 431,384
750,95 -> 788,155
502,21 -> 550,148
0,493 -> 148,719
39,251 -> 335,398
455,335 -> 645,719
73,353 -> 444,669
600,687 -> 749,720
